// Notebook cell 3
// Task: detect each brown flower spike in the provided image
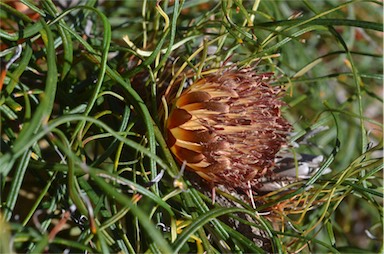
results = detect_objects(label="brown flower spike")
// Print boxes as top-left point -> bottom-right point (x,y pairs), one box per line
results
166,68 -> 291,191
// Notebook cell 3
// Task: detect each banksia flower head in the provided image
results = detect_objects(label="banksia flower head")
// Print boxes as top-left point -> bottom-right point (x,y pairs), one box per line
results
166,68 -> 292,191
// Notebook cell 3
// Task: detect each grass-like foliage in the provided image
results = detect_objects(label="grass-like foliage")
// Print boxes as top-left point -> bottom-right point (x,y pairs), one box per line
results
0,0 -> 382,253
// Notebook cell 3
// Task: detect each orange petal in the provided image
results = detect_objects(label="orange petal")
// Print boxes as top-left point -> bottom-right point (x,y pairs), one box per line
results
167,108 -> 192,129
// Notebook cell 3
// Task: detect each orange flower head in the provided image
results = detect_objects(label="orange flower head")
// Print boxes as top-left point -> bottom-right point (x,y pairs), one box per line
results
166,68 -> 291,191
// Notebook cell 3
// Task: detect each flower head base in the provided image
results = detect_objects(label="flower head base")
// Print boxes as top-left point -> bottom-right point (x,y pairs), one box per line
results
166,68 -> 291,191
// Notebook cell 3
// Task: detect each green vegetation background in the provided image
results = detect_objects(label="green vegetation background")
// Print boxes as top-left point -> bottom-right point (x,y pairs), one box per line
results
0,0 -> 382,253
